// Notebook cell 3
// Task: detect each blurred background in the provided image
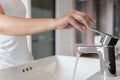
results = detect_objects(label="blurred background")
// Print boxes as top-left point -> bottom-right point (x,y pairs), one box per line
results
31,0 -> 55,59
30,0 -> 120,59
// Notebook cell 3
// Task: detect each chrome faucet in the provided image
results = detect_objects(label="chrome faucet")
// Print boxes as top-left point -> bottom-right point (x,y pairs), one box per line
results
78,28 -> 119,77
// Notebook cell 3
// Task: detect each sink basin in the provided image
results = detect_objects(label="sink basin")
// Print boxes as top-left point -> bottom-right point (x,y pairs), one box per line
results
0,56 -> 100,80
1,55 -> 120,80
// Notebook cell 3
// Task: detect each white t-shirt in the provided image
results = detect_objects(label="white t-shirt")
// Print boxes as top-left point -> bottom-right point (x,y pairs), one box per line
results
0,0 -> 33,69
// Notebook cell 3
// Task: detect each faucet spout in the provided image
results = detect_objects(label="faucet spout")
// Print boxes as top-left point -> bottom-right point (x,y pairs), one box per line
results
78,45 -> 116,77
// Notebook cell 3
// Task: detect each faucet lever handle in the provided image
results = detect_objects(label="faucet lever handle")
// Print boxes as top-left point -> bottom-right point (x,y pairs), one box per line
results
100,35 -> 118,46
87,28 -> 119,46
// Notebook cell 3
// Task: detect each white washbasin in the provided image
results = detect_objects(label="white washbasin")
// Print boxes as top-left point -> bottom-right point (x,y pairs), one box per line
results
0,56 -> 100,80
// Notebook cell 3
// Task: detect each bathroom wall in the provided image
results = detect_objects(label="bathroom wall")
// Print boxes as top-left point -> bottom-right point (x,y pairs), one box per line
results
114,0 -> 120,54
114,0 -> 120,38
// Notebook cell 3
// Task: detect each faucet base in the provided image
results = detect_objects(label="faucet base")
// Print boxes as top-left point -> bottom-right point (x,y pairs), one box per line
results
87,71 -> 120,80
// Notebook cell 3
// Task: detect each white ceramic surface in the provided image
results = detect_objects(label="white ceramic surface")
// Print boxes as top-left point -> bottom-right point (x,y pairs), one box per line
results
0,56 -> 120,80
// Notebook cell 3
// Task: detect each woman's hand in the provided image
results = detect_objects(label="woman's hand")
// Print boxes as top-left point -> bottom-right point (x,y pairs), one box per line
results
54,10 -> 96,31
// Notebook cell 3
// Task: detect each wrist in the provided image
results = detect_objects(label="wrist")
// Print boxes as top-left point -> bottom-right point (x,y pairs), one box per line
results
52,17 -> 66,30
52,18 -> 59,30
47,18 -> 57,30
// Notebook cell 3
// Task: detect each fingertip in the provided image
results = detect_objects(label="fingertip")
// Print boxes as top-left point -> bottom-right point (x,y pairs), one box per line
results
86,14 -> 96,23
93,19 -> 96,23
86,26 -> 92,29
78,28 -> 83,32
90,18 -> 96,23
85,25 -> 91,29
80,29 -> 84,32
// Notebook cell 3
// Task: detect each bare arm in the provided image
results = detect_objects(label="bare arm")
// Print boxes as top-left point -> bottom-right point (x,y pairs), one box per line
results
0,5 -> 56,35
0,5 -> 95,36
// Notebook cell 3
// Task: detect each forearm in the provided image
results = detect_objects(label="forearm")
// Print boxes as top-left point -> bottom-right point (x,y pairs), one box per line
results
0,15 -> 56,36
